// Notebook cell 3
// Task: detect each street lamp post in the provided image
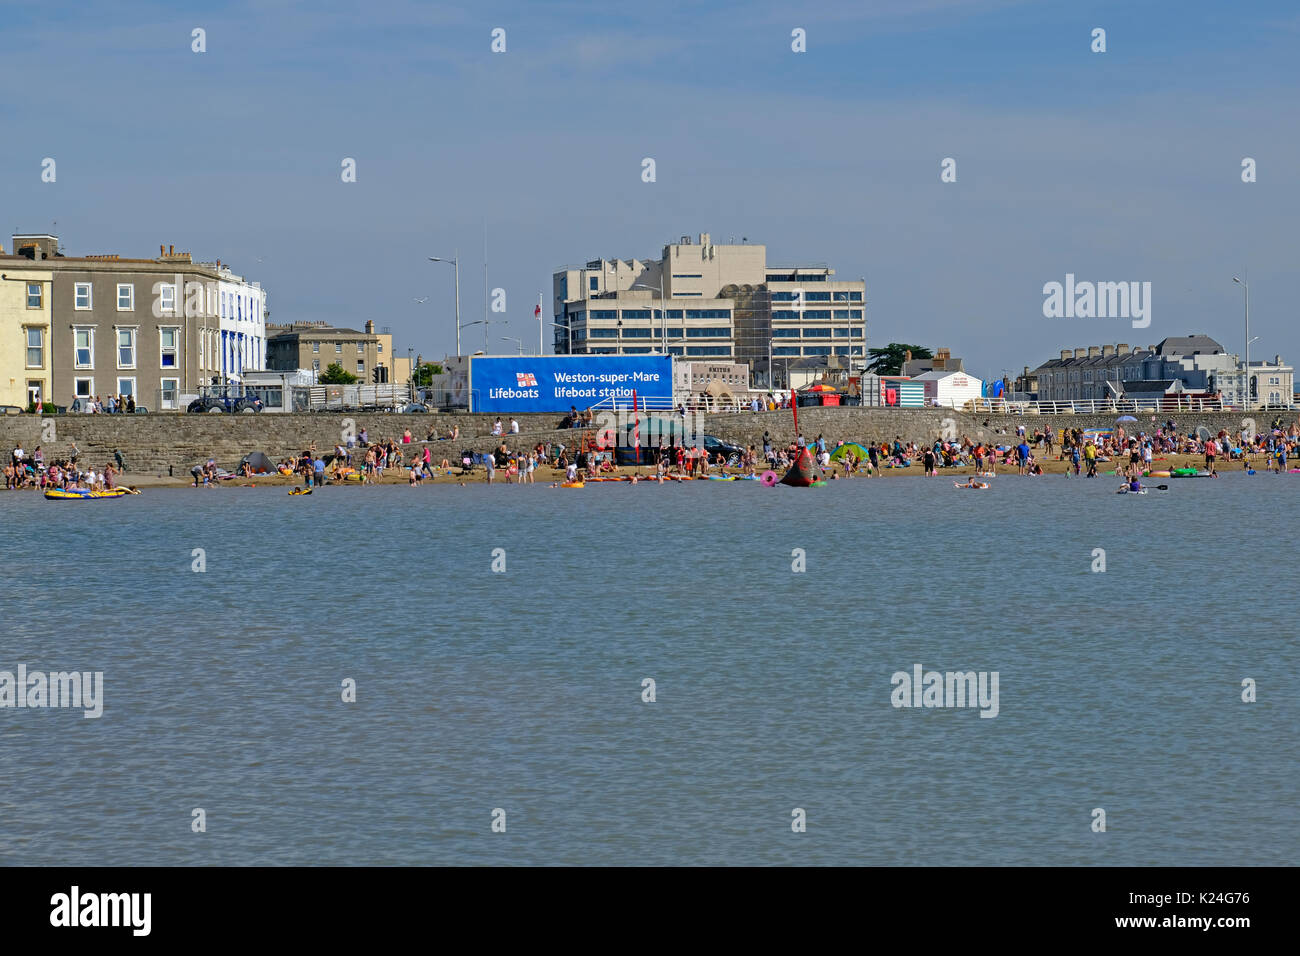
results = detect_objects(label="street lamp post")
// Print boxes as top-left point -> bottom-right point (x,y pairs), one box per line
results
501,336 -> 527,355
550,321 -> 572,355
1233,276 -> 1250,411
631,276 -> 666,352
429,253 -> 461,356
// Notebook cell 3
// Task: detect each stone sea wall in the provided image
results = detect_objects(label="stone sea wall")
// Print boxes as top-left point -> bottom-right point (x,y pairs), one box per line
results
0,407 -> 1261,475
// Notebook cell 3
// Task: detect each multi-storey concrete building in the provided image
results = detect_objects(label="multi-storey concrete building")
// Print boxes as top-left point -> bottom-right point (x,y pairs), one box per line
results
3,234 -> 269,410
552,233 -> 866,385
0,256 -> 53,408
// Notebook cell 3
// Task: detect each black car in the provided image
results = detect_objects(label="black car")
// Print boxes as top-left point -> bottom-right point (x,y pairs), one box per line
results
187,387 -> 263,414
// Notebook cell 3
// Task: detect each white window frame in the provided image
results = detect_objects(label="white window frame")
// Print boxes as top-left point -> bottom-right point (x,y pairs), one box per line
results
26,283 -> 43,309
74,282 -> 93,310
357,360 -> 365,374
117,283 -> 134,311
25,326 -> 44,368
159,326 -> 180,369
335,342 -> 343,354
160,377 -> 180,410
312,341 -> 320,353
357,342 -> 364,355
116,376 -> 137,400
74,327 -> 95,369
116,326 -> 138,369
159,284 -> 177,315
74,377 -> 94,400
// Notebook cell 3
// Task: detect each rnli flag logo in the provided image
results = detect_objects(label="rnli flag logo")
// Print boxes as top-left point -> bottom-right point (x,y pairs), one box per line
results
516,372 -> 537,387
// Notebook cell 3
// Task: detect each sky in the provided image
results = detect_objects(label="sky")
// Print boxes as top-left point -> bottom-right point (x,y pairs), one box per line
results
2,0 -> 1297,378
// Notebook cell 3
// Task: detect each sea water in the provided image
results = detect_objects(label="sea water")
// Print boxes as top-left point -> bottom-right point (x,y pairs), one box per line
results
1,474 -> 1295,865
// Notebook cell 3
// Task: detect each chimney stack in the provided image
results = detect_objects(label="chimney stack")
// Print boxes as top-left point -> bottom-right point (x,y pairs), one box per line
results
1060,349 -> 1071,360
1101,345 -> 1115,356
1074,348 -> 1086,359
365,320 -> 375,334
1117,343 -> 1129,353
1087,346 -> 1100,358
161,244 -> 165,256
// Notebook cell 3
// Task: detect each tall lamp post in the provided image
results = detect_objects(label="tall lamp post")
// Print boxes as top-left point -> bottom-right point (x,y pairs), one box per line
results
1233,276 -> 1250,411
429,253 -> 461,356
501,336 -> 527,355
550,321 -> 571,355
632,278 -> 666,352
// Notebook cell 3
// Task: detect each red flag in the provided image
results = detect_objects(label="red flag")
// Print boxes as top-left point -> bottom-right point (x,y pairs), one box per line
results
534,305 -> 541,318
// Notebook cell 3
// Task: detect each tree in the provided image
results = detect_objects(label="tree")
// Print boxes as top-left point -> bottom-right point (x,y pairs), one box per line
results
319,362 -> 358,384
866,343 -> 933,376
413,362 -> 443,387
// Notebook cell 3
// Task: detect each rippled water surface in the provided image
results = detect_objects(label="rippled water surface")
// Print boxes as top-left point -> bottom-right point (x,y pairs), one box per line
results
1,474 -> 1295,865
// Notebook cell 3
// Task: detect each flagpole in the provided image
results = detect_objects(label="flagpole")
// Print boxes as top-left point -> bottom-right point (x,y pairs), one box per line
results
537,293 -> 544,355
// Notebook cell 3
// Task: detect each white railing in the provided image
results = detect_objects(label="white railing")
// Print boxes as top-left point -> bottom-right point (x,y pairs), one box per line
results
940,397 -> 1229,415
591,394 -> 677,411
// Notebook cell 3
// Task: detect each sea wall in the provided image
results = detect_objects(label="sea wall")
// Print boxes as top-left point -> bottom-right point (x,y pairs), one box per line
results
0,408 -> 1262,474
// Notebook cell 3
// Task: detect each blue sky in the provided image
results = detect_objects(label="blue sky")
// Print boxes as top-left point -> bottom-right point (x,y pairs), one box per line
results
2,0 -> 1297,377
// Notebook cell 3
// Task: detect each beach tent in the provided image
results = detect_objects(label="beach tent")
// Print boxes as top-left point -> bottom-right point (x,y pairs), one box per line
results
239,451 -> 275,474
829,442 -> 872,461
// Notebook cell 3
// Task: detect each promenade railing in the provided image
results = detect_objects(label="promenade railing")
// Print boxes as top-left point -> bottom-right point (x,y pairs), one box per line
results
937,397 -> 1230,415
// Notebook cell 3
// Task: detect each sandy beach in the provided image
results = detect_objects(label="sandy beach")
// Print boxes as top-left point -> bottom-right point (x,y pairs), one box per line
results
93,451 -> 1252,489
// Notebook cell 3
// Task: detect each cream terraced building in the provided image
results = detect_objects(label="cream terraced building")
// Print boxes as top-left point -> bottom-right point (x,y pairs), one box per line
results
552,232 -> 866,387
0,261 -> 53,408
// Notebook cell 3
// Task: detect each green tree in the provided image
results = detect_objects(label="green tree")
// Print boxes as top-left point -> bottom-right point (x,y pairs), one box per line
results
319,362 -> 358,384
412,362 -> 443,387
866,343 -> 933,376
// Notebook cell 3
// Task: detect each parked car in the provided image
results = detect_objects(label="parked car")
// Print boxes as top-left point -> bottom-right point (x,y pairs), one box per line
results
397,402 -> 430,413
187,386 -> 263,414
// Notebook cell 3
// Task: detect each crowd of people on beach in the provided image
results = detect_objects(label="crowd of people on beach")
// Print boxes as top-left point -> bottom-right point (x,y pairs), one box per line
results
6,441 -> 125,491
26,407 -> 1294,493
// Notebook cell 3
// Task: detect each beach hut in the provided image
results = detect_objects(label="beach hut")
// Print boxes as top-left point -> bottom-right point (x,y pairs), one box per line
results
878,377 -> 925,407
914,369 -> 985,409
